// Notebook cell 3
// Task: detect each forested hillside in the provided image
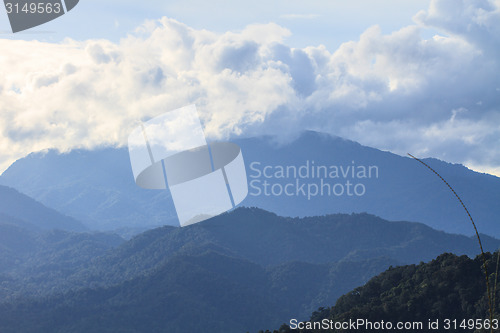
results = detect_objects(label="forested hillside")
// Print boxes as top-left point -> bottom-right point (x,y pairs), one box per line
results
1,208 -> 498,332
265,252 -> 498,333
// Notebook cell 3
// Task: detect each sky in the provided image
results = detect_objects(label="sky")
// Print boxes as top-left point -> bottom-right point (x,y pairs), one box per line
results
0,0 -> 499,176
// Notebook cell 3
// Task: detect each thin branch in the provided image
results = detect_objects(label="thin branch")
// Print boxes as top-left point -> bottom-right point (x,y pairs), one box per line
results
407,153 -> 493,328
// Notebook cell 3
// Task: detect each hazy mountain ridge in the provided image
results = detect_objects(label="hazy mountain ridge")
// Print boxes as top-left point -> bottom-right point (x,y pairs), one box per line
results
0,207 -> 499,332
67,207 -> 500,288
0,185 -> 87,232
1,131 -> 499,237
238,131 -> 500,237
0,148 -> 176,231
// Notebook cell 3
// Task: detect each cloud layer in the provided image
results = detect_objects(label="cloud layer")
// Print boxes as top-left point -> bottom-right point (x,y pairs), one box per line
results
0,0 -> 499,175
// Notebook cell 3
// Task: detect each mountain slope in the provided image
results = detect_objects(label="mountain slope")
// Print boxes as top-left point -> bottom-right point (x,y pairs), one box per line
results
0,185 -> 87,232
0,223 -> 124,299
238,131 -> 500,237
1,131 -> 499,236
88,207 -> 499,275
0,149 -> 176,231
0,208 -> 498,332
3,208 -> 498,304
0,248 -> 397,333
0,222 -> 38,273
274,252 -> 497,333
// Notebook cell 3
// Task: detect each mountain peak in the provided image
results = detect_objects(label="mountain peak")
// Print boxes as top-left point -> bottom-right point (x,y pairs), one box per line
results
0,131 -> 499,237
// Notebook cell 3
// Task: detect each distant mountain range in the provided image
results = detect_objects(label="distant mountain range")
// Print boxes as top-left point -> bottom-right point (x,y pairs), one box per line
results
0,185 -> 86,232
0,207 -> 498,332
1,131 -> 498,332
1,131 -> 499,237
0,148 -> 177,231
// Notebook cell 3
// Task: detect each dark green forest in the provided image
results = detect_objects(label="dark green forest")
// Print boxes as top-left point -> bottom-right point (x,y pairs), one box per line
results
263,252 -> 500,333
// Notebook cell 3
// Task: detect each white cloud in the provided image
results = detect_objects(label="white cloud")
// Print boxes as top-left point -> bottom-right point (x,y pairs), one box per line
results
414,0 -> 500,54
0,0 -> 499,177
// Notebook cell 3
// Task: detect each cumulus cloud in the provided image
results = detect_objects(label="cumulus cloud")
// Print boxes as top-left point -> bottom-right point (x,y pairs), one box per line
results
414,0 -> 500,55
0,0 -> 499,176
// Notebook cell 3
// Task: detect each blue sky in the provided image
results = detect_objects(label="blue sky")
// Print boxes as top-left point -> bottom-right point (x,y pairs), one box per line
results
1,0 -> 433,48
0,0 -> 499,177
